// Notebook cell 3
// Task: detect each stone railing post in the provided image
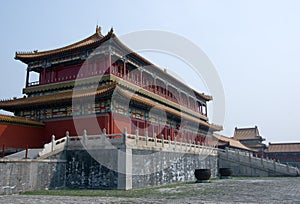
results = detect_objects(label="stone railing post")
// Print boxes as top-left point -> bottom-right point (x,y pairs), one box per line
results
135,129 -> 139,144
180,137 -> 183,150
51,135 -> 55,152
123,127 -> 127,145
66,131 -> 70,148
174,136 -> 177,149
83,129 -> 87,145
101,128 -> 106,144
154,133 -> 157,146
161,134 -> 164,147
168,135 -> 171,147
145,131 -> 148,146
186,139 -> 189,151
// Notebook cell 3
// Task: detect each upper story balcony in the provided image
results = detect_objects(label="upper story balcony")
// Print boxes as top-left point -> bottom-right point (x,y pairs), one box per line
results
24,53 -> 209,118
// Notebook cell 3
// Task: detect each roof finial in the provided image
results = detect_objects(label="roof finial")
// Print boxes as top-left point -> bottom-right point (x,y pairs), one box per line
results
96,25 -> 102,35
108,27 -> 114,35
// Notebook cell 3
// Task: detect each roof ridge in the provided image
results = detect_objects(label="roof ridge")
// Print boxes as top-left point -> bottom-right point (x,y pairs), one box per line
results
269,142 -> 300,145
235,128 -> 256,130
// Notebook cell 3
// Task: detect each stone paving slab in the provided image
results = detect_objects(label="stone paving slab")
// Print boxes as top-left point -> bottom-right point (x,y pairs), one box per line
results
1,177 -> 300,203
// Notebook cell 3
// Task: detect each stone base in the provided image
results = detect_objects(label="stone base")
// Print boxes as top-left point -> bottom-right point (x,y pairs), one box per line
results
195,180 -> 211,183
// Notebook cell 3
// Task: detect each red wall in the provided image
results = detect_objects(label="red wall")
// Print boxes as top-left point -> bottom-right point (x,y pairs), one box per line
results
112,113 -> 131,134
0,123 -> 45,148
44,115 -> 110,143
0,115 -> 112,149
0,114 -> 209,149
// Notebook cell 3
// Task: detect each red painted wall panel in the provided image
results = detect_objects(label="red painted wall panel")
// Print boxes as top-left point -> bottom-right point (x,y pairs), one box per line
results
43,64 -> 82,84
112,113 -> 131,134
44,115 -> 110,143
0,123 -> 44,148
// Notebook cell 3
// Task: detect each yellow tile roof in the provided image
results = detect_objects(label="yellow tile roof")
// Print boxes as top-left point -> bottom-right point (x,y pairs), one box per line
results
0,114 -> 44,127
233,126 -> 264,140
116,86 -> 222,131
0,82 -> 221,131
267,143 -> 300,153
214,133 -> 255,151
0,83 -> 116,109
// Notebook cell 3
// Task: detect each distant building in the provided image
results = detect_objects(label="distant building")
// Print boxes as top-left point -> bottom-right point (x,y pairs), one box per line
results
233,126 -> 267,156
266,143 -> 300,168
214,133 -> 255,153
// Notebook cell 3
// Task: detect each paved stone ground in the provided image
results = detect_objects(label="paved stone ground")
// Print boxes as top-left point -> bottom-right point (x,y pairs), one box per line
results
1,177 -> 300,203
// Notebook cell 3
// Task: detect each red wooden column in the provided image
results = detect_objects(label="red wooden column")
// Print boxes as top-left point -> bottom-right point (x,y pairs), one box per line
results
25,67 -> 30,87
52,69 -> 55,82
108,50 -> 112,74
109,111 -> 113,134
42,66 -> 46,84
123,58 -> 127,79
140,67 -> 143,85
192,99 -> 196,111
153,75 -> 157,93
199,103 -> 202,114
165,82 -> 168,98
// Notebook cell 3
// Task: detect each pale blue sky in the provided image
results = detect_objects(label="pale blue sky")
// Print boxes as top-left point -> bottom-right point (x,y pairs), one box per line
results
1,0 -> 300,143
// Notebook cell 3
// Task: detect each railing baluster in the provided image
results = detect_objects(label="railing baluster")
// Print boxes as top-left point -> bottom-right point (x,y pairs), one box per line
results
101,128 -> 106,144
66,131 -> 69,148
135,129 -> 139,144
83,129 -> 87,145
51,135 -> 55,152
123,127 -> 127,144
180,137 -> 182,150
174,136 -> 177,150
145,131 -> 148,146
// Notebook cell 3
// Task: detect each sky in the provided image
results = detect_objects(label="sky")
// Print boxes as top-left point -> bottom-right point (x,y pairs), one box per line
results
0,0 -> 300,143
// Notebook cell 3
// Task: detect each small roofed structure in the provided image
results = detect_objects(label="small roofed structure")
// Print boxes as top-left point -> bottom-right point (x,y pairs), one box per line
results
233,126 -> 266,155
214,133 -> 255,153
266,142 -> 300,168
